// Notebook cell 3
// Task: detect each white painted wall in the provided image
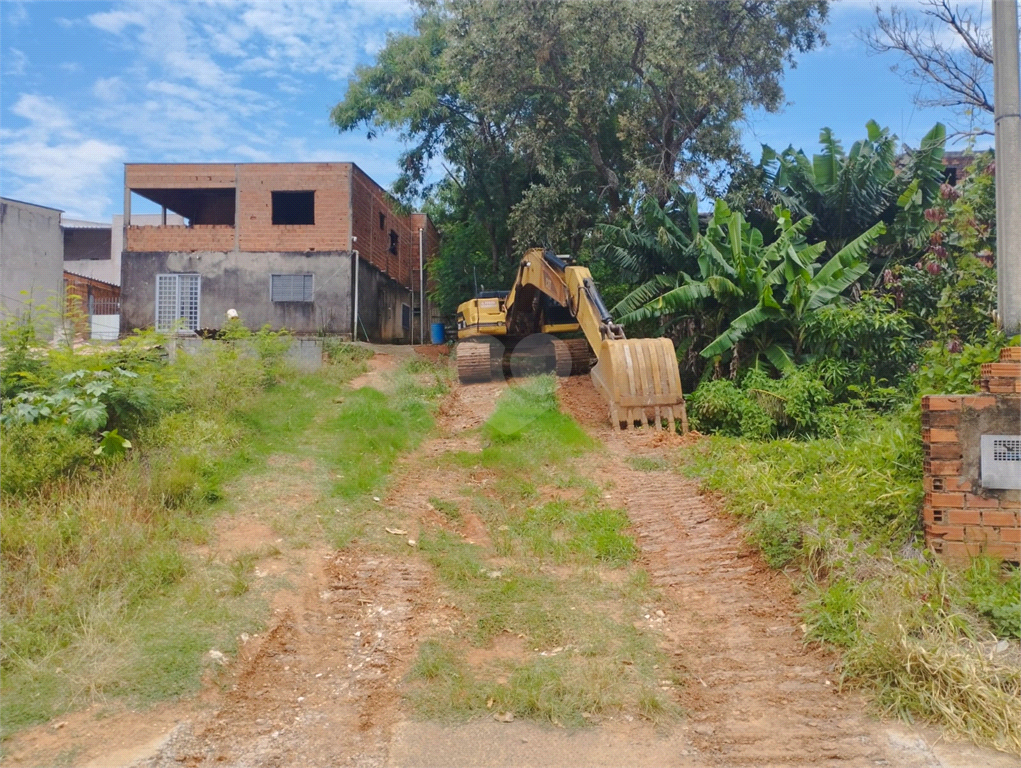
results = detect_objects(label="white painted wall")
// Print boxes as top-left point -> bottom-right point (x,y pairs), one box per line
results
64,213 -> 185,286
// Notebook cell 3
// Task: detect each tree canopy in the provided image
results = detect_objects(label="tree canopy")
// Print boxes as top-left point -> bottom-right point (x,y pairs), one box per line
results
332,0 -> 829,268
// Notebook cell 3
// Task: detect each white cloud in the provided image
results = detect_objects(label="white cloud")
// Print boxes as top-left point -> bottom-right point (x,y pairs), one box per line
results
4,47 -> 28,75
2,2 -> 419,218
92,76 -> 125,102
0,95 -> 124,219
4,2 -> 29,26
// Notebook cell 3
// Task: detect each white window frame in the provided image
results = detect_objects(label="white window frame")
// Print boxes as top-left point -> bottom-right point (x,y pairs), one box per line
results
155,273 -> 201,333
271,273 -> 314,302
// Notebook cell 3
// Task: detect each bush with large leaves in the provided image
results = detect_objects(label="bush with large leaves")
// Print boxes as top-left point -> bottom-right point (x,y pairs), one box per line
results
614,199 -> 885,376
760,121 -> 947,261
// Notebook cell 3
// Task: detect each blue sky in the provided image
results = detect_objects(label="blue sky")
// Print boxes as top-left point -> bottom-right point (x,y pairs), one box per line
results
0,0 -> 994,221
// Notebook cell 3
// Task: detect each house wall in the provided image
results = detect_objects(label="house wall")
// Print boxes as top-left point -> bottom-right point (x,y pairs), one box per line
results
120,163 -> 438,342
124,163 -> 353,255
350,166 -> 417,289
921,348 -> 1021,562
355,257 -> 415,344
0,198 -> 64,320
120,250 -> 352,335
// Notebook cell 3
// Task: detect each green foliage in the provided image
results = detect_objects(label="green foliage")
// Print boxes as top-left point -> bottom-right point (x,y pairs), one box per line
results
761,121 -> 946,259
803,577 -> 866,647
688,366 -> 868,440
914,332 -> 1015,396
689,407 -> 923,570
335,0 -> 828,305
617,200 -> 885,376
688,379 -> 774,439
962,559 -> 1021,640
0,421 -> 95,496
801,293 -> 922,394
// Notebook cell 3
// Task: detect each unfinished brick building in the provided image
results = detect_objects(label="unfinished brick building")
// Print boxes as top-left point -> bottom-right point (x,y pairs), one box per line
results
119,163 -> 439,340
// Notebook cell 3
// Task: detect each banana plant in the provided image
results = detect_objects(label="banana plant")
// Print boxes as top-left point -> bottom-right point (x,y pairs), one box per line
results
617,200 -> 885,374
761,121 -> 944,260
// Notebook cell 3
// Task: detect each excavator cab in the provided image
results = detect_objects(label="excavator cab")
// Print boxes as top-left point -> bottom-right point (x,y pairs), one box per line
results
455,248 -> 688,431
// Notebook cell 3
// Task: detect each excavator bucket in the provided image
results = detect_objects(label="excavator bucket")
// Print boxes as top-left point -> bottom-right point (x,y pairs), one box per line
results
590,338 -> 688,431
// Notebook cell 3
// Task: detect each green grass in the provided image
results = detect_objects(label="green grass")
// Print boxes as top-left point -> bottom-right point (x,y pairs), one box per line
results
626,456 -> 670,472
0,336 -> 402,739
407,374 -> 677,727
325,386 -> 434,500
682,405 -> 1021,752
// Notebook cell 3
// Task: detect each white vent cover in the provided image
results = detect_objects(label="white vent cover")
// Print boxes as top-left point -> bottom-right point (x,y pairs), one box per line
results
981,435 -> 1021,490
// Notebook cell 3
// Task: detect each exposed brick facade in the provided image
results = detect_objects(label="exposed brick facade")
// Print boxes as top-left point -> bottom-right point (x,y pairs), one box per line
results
123,163 -> 430,295
921,347 -> 1021,563
120,163 -> 437,338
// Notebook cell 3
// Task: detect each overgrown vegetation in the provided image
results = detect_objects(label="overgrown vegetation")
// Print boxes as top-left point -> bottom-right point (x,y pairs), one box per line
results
686,391 -> 1019,751
407,376 -> 679,726
0,317 -> 394,738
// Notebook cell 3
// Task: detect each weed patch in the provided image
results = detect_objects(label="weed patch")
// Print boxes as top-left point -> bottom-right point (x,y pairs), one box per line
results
0,327 -> 378,738
684,407 -> 1020,751
409,375 -> 676,727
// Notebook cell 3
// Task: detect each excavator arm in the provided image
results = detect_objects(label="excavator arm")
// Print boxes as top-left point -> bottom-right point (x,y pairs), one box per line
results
497,248 -> 687,430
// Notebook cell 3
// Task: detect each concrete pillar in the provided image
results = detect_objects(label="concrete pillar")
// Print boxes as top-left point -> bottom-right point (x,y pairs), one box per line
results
123,168 -> 131,252
992,0 -> 1021,334
234,164 -> 240,253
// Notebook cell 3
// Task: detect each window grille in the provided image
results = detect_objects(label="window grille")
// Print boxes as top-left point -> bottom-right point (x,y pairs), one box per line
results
402,303 -> 411,331
156,273 -> 200,332
271,273 -> 314,302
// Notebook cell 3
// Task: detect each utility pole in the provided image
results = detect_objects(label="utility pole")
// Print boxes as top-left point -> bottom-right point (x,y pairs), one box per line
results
992,0 -> 1021,334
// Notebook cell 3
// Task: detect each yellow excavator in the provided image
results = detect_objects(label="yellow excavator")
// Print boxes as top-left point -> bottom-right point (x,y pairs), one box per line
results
455,248 -> 687,431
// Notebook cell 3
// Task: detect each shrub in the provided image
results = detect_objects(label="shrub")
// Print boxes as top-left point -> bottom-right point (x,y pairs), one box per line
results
0,421 -> 94,496
688,379 -> 772,438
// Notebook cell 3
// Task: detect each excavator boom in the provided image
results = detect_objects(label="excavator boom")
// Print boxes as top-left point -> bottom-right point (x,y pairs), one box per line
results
456,248 -> 687,430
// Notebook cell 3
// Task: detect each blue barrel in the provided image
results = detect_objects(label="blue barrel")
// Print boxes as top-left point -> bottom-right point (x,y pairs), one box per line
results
430,322 -> 446,345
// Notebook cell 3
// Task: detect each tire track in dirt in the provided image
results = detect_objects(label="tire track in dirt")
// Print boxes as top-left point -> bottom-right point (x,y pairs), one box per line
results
609,450 -> 891,766
134,552 -> 433,768
555,375 -> 1012,767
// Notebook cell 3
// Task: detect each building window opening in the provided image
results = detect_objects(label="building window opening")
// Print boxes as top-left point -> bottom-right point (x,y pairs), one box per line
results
271,273 -> 314,302
132,188 -> 234,225
272,191 -> 315,225
379,212 -> 386,230
389,230 -> 399,255
156,273 -> 201,332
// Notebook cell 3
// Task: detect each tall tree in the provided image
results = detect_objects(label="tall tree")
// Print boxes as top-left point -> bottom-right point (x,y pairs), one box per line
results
332,0 -> 828,272
861,0 -> 997,136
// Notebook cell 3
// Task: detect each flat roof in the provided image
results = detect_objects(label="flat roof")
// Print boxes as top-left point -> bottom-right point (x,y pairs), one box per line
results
0,196 -> 64,213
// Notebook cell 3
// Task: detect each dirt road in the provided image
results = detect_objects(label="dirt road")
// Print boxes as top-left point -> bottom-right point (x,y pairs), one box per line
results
5,357 -> 1015,768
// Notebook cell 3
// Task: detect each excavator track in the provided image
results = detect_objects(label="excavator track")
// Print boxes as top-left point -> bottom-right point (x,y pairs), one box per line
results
456,342 -> 493,384
554,338 -> 593,377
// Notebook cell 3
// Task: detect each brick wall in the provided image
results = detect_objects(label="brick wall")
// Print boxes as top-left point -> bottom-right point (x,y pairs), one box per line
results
236,163 -> 351,252
125,163 -> 352,254
125,164 -> 236,189
127,225 -> 235,252
922,347 -> 1021,562
350,165 -> 419,291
